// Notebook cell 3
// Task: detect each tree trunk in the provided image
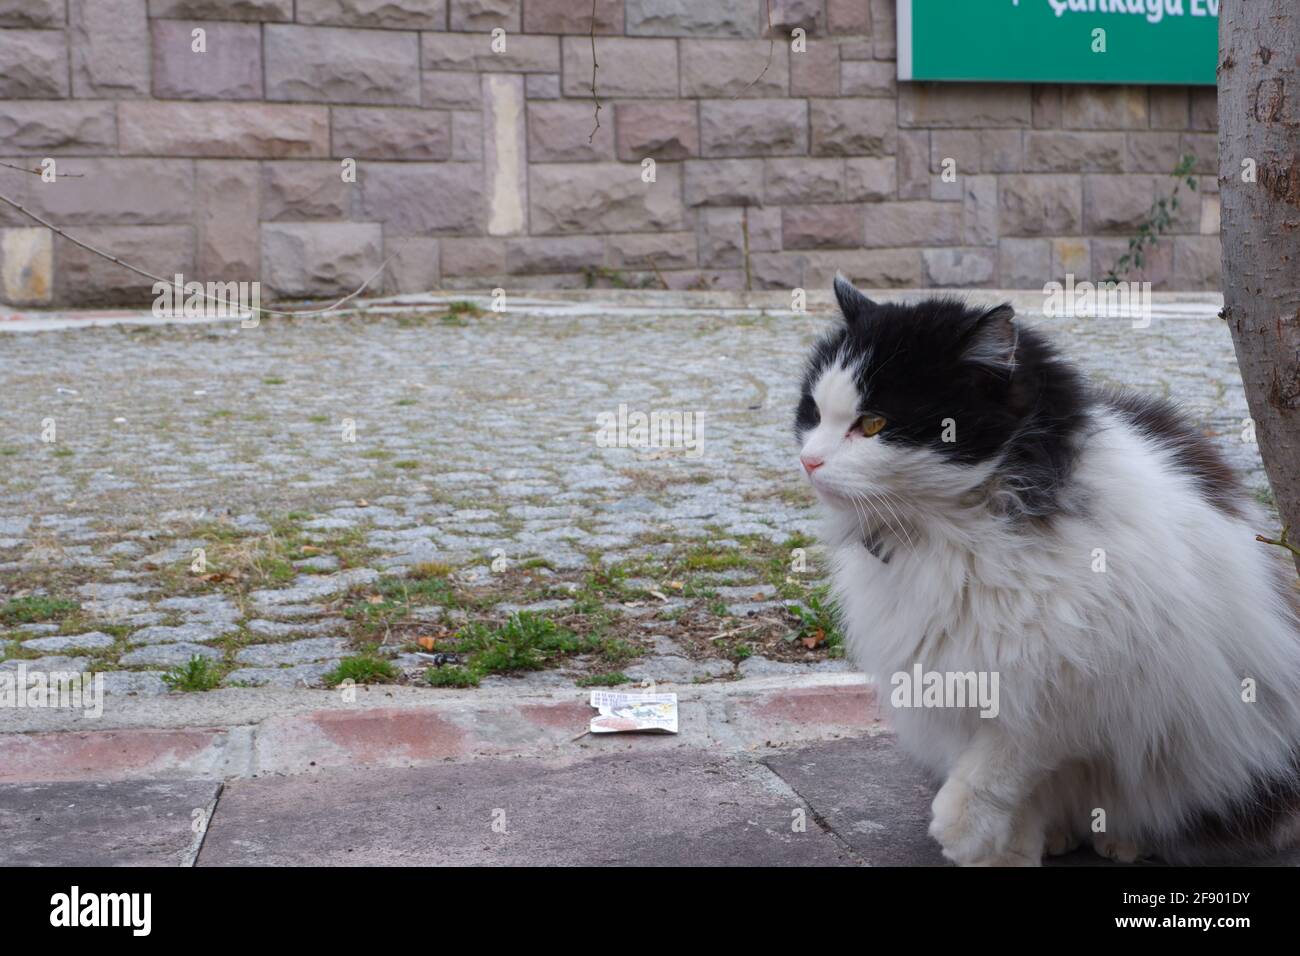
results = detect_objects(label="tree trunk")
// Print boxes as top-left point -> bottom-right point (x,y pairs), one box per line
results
1219,1 -> 1300,575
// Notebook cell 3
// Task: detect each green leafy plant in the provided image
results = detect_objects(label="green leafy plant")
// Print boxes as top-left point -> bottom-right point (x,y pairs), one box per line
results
438,300 -> 484,325
787,584 -> 845,657
426,612 -> 633,688
582,265 -> 629,289
1105,153 -> 1198,283
460,612 -> 588,673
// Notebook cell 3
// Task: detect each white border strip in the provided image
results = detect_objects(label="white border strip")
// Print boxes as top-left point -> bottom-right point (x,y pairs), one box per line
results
897,0 -> 913,81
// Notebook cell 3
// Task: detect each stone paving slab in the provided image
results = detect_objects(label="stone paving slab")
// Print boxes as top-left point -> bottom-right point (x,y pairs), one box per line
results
0,778 -> 221,866
197,750 -> 857,866
767,736 -> 1300,867
764,735 -> 946,866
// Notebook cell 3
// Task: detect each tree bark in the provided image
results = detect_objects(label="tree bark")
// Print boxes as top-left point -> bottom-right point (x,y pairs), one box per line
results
1219,1 -> 1300,575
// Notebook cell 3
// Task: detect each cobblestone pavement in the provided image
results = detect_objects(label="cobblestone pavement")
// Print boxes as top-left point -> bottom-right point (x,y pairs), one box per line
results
0,291 -> 1261,700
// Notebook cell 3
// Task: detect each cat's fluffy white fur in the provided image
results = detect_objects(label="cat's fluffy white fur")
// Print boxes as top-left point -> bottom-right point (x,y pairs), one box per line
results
803,353 -> 1300,866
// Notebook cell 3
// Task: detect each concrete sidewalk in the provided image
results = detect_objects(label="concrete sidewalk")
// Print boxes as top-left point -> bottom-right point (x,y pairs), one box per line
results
0,672 -> 898,865
0,670 -> 938,866
3,735 -> 917,868
0,678 -> 931,867
5,671 -> 1297,867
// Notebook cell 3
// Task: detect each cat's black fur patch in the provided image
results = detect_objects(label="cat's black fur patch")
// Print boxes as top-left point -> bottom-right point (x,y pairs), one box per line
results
797,283 -> 1091,518
1177,749 -> 1300,862
797,282 -> 1251,522
1100,389 -> 1245,517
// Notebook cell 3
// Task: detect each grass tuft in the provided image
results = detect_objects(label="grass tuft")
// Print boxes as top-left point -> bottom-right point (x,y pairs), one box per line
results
323,654 -> 399,687
435,612 -> 635,684
409,561 -> 453,580
425,665 -> 479,688
0,596 -> 79,626
575,672 -> 630,687
162,655 -> 223,692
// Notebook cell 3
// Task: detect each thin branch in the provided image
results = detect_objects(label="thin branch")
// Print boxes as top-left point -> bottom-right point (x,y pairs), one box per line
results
587,0 -> 601,143
646,254 -> 669,290
0,189 -> 402,318
0,160 -> 85,178
709,620 -> 767,642
741,206 -> 752,292
1257,526 -> 1300,560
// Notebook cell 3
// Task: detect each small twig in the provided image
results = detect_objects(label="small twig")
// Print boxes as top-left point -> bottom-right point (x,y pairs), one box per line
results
741,207 -> 753,292
0,188 -> 402,318
734,0 -> 776,98
0,160 -> 85,178
1257,526 -> 1300,560
587,0 -> 601,143
646,254 -> 669,290
709,620 -> 769,642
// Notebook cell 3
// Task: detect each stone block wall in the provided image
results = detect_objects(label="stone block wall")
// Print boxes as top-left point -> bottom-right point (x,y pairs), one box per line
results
0,0 -> 1222,306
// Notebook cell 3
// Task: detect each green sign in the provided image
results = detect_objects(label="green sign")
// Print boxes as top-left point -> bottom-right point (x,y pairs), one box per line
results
897,0 -> 1219,85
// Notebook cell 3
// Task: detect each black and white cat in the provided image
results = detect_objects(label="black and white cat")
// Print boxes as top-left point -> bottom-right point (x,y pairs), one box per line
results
796,276 -> 1300,865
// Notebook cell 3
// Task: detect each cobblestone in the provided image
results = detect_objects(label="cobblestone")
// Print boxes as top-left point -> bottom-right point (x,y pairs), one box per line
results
225,662 -> 336,688
128,624 -> 231,646
234,638 -> 349,666
119,642 -> 221,667
20,631 -> 115,653
0,655 -> 91,672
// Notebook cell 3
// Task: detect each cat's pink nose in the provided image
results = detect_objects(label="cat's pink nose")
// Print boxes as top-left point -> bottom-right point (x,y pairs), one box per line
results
801,455 -> 823,475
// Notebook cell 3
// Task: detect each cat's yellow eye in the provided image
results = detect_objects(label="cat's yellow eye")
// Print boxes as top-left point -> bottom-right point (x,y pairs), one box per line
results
857,415 -> 887,437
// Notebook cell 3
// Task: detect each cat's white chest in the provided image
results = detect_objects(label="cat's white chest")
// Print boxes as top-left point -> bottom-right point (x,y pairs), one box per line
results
833,535 -> 957,673
829,525 -> 1064,679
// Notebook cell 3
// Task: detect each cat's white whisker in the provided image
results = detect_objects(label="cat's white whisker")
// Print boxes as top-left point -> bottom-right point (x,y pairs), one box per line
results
866,489 -> 917,556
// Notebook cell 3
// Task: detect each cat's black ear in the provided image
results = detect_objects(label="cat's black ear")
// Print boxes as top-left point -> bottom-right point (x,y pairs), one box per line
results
962,304 -> 1019,376
833,273 -> 875,325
